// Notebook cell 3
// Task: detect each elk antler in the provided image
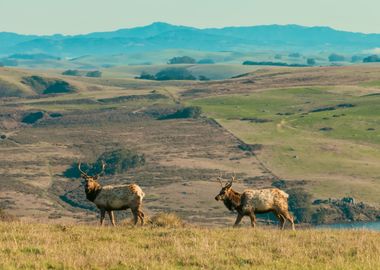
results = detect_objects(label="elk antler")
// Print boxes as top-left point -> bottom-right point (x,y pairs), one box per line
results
94,161 -> 106,179
78,162 -> 89,177
229,172 -> 236,185
217,171 -> 224,187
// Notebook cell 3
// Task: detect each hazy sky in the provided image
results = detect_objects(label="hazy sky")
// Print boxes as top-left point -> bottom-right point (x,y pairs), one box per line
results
1,0 -> 379,35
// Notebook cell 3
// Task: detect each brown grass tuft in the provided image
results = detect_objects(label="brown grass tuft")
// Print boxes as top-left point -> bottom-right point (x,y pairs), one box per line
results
148,212 -> 185,228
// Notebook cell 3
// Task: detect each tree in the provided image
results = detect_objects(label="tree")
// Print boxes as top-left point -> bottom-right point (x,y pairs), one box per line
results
168,56 -> 196,64
307,58 -> 316,66
351,55 -> 363,63
288,52 -> 301,58
86,70 -> 102,78
328,53 -> 345,62
155,67 -> 196,81
363,55 -> 380,63
63,148 -> 145,178
197,58 -> 215,64
137,71 -> 156,80
62,69 -> 80,76
287,188 -> 313,223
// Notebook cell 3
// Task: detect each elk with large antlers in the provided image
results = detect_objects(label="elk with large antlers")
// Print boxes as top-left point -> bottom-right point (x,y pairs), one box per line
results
78,162 -> 145,226
215,174 -> 295,230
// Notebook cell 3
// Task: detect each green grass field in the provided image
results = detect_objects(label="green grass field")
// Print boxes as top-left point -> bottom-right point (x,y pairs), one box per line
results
189,87 -> 380,203
0,221 -> 379,270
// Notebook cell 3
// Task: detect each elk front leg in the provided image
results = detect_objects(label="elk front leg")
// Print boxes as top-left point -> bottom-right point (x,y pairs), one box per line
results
233,213 -> 244,228
132,209 -> 139,225
100,209 -> 106,226
108,211 -> 116,226
138,210 -> 145,226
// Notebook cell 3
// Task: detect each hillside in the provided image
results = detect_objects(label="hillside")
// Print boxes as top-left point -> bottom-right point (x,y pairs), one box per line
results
0,222 -> 379,269
0,65 -> 380,226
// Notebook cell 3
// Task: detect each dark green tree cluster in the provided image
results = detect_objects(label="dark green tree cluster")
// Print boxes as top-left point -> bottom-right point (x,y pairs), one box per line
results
287,188 -> 313,223
168,56 -> 196,64
64,148 -> 145,178
328,53 -> 345,62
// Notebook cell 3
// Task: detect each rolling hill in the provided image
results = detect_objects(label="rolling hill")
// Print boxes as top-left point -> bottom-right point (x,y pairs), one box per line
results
1,22 -> 380,57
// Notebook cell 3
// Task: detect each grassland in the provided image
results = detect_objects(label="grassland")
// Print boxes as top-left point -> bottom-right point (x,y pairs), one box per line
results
1,65 -> 380,225
0,221 -> 379,270
189,86 -> 380,204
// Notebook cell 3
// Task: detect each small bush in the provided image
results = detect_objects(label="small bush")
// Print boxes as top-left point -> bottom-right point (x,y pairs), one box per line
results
329,53 -> 345,62
159,106 -> 202,120
148,213 -> 185,228
289,52 -> 301,58
168,56 -> 196,64
64,148 -> 145,178
62,70 -> 81,76
86,71 -> 102,78
363,55 -> 380,63
137,72 -> 156,80
272,179 -> 287,189
307,58 -> 316,66
21,111 -> 44,124
155,67 -> 196,81
197,58 -> 215,64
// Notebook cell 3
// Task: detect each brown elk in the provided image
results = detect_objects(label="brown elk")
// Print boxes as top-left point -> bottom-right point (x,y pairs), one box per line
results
215,175 -> 295,230
78,162 -> 145,226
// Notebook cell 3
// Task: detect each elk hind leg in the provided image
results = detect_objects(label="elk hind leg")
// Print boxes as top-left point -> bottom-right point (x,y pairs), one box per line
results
108,211 -> 116,226
100,209 -> 106,226
249,212 -> 257,228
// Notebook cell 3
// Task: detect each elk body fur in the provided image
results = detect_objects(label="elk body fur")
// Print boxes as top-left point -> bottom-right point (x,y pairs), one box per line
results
79,162 -> 145,226
215,176 -> 295,230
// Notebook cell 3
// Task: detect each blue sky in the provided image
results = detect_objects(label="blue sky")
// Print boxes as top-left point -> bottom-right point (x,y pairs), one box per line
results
1,0 -> 379,35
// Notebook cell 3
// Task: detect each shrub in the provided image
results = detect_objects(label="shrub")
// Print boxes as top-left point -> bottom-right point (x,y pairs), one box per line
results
86,70 -> 102,78
137,71 -> 156,80
328,53 -> 345,62
159,106 -> 202,120
62,70 -> 81,76
155,67 -> 196,81
43,81 -> 75,94
21,111 -> 44,124
287,188 -> 313,223
272,179 -> 287,189
22,76 -> 76,95
363,55 -> 380,63
63,148 -> 145,178
351,55 -> 363,63
197,58 -> 215,64
288,53 -> 301,58
168,56 -> 196,64
198,75 -> 210,81
307,58 -> 316,66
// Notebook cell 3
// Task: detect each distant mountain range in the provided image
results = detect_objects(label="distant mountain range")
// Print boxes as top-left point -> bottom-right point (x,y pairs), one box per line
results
1,22 -> 379,57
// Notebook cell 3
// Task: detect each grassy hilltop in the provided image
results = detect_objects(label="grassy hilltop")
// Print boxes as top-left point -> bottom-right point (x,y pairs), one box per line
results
0,221 -> 379,270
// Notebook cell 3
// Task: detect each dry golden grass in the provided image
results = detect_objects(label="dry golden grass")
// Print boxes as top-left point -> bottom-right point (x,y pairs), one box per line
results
0,221 -> 379,270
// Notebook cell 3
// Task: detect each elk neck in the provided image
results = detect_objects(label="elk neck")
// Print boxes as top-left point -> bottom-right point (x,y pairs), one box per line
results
85,180 -> 102,202
223,188 -> 242,211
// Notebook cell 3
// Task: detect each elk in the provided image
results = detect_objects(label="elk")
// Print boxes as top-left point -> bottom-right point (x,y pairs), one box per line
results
78,162 -> 145,226
214,175 -> 295,230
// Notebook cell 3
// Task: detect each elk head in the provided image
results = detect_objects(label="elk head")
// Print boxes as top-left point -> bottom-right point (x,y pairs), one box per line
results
214,173 -> 236,201
78,161 -> 105,190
